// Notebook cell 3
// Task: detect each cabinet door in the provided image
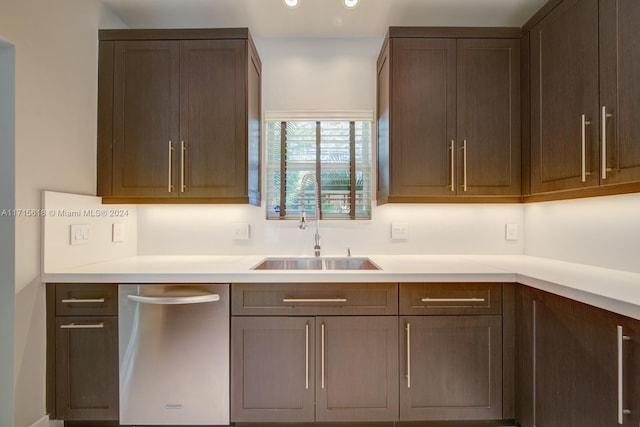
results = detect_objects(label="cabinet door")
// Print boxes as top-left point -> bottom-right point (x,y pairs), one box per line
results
231,317 -> 315,422
55,316 -> 118,420
180,39 -> 248,199
112,41 -> 180,197
535,292 -> 620,427
400,315 -> 502,421
530,0 -> 600,193
390,38 -> 456,198
316,316 -> 398,422
457,39 -> 520,196
599,0 -> 640,185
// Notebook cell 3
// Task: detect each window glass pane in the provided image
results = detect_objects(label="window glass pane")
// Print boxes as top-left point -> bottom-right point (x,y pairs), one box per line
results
266,117 -> 372,220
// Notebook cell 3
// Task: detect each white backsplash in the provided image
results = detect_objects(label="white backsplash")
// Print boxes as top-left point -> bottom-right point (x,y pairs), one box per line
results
524,193 -> 640,273
136,203 -> 525,256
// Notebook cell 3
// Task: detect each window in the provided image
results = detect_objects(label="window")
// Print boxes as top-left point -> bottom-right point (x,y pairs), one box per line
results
265,113 -> 372,220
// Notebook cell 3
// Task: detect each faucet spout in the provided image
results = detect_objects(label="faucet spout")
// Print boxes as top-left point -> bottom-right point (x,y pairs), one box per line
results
299,173 -> 321,257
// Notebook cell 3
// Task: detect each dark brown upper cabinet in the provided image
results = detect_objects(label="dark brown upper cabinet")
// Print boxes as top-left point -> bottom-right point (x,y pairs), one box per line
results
377,28 -> 521,204
528,0 -> 640,198
97,29 -> 261,205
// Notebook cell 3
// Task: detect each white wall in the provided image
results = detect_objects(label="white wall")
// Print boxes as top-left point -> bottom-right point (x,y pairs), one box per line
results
0,40 -> 16,427
524,193 -> 640,273
0,1 -> 126,426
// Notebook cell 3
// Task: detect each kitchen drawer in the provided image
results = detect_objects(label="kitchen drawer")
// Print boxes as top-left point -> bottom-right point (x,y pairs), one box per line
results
232,283 -> 398,316
399,283 -> 502,315
55,284 -> 118,316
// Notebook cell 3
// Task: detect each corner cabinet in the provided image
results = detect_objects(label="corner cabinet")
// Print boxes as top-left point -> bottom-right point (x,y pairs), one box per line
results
46,284 -> 119,422
97,29 -> 261,204
528,0 -> 640,197
515,285 -> 640,427
377,27 -> 521,203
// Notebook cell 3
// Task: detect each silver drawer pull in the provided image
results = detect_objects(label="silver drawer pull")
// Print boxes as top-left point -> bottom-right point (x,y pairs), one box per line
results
421,297 -> 486,303
283,298 -> 347,303
61,298 -> 105,304
60,322 -> 104,329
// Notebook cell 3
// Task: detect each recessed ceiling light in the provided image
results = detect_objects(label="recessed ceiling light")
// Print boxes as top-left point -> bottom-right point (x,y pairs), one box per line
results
344,0 -> 359,8
283,0 -> 299,8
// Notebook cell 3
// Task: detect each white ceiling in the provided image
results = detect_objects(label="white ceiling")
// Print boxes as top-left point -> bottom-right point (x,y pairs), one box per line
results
100,0 -> 548,38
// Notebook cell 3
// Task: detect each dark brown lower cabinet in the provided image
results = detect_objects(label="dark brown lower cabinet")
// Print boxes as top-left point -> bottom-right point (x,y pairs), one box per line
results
516,285 -> 640,427
47,284 -> 119,422
399,315 -> 503,421
231,316 -> 316,422
231,316 -> 398,423
316,316 -> 399,422
55,317 -> 119,420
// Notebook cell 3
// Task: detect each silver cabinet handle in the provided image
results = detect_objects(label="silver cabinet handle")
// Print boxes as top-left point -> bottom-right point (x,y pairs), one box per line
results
283,298 -> 347,303
601,106 -> 613,180
617,325 -> 632,424
406,321 -> 411,389
180,140 -> 187,192
421,297 -> 486,303
61,298 -> 105,304
449,140 -> 455,192
581,115 -> 592,182
168,140 -> 174,192
128,293 -> 220,305
60,322 -> 104,329
305,322 -> 310,390
321,322 -> 325,389
462,139 -> 468,192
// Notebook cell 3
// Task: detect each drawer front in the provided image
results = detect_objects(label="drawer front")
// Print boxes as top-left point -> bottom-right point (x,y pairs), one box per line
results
55,284 -> 118,316
232,283 -> 398,316
400,283 -> 502,315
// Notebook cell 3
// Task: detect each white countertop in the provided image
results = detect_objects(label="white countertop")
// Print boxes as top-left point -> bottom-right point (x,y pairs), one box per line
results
42,254 -> 640,320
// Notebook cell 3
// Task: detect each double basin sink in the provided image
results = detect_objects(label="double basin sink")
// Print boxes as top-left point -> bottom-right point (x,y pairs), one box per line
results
252,257 -> 380,271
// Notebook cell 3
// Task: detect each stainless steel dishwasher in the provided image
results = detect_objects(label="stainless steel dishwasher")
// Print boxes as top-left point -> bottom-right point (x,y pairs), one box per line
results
118,284 -> 229,426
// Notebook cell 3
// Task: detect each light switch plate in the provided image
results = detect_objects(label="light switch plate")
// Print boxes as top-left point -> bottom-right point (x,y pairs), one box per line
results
70,224 -> 90,245
112,223 -> 125,242
234,222 -> 250,240
391,222 -> 409,240
505,223 -> 519,241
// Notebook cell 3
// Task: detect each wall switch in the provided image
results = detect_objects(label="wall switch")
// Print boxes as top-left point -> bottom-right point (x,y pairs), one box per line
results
505,223 -> 519,241
391,222 -> 409,240
70,224 -> 90,245
234,222 -> 250,240
112,223 -> 125,242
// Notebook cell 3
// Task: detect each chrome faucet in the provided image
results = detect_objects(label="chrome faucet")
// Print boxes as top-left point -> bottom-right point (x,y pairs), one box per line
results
299,173 -> 321,257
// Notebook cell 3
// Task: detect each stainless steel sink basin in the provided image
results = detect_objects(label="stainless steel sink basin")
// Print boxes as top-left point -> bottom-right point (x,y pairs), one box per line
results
252,257 -> 380,270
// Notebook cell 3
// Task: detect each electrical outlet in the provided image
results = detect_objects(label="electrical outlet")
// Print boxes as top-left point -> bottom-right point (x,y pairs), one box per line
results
234,222 -> 250,240
391,222 -> 409,240
70,224 -> 90,245
505,223 -> 519,241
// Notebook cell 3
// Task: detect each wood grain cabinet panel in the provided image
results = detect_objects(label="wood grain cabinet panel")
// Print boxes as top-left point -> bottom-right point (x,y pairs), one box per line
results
516,285 -> 640,427
98,29 -> 261,204
377,28 -> 520,203
316,316 -> 399,422
399,315 -> 503,421
530,0 -> 600,194
47,284 -> 119,422
529,0 -> 640,196
599,0 -> 640,186
231,317 -> 315,422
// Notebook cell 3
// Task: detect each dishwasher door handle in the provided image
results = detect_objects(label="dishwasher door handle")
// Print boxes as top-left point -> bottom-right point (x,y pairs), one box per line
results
128,293 -> 220,305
